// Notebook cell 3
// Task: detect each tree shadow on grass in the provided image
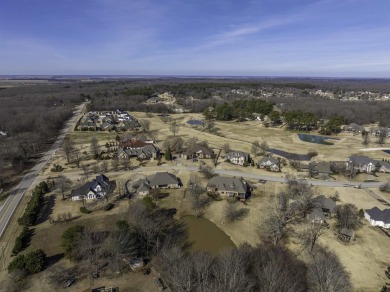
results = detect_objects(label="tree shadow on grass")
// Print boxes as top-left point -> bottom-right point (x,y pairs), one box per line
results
36,194 -> 55,224
45,253 -> 65,269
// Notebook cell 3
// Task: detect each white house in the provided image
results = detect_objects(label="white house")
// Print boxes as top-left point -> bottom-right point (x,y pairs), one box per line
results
364,207 -> 390,228
70,174 -> 114,201
225,151 -> 250,166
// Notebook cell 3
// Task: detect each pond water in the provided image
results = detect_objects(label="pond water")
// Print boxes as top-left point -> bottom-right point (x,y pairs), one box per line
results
383,150 -> 390,154
182,215 -> 235,253
187,119 -> 204,126
297,133 -> 339,145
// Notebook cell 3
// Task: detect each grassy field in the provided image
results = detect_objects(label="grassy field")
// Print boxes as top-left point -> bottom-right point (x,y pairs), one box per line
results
1,111 -> 389,291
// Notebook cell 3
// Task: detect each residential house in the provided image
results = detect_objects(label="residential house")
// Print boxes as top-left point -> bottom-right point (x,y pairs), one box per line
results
313,195 -> 336,217
225,151 -> 250,166
132,172 -> 181,196
70,174 -> 115,201
371,127 -> 390,137
364,207 -> 390,228
147,172 -> 181,189
206,176 -> 252,199
101,122 -> 114,131
343,123 -> 365,133
118,142 -> 160,160
182,145 -> 215,159
304,162 -> 333,177
308,208 -> 326,224
257,157 -> 280,171
346,155 -> 390,173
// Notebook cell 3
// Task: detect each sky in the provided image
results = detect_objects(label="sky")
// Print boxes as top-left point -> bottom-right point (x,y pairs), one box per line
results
1,0 -> 390,77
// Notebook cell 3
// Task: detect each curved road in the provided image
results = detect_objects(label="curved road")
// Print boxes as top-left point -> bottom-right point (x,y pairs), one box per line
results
0,103 -> 86,238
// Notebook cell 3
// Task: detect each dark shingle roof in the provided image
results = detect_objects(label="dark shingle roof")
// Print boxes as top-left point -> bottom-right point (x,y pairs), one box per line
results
365,207 -> 390,224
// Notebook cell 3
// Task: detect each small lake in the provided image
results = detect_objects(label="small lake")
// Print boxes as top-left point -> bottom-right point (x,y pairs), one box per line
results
383,150 -> 390,154
182,215 -> 235,254
297,133 -> 339,145
187,119 -> 204,126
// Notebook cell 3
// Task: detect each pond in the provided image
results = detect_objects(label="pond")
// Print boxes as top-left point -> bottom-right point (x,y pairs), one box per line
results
182,215 -> 235,254
187,119 -> 204,126
297,133 -> 339,145
383,150 -> 390,154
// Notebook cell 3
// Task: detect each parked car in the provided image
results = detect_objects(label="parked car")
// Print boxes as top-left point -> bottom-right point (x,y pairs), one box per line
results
64,278 -> 75,288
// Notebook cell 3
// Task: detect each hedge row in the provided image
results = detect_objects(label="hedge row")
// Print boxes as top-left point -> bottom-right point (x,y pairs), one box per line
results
17,182 -> 48,227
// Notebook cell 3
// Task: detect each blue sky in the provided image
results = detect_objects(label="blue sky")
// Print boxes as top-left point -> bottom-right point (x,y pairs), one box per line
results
1,0 -> 390,77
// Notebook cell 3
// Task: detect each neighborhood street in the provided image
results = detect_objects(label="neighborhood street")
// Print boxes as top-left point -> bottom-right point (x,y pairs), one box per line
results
139,165 -> 385,188
0,103 -> 86,238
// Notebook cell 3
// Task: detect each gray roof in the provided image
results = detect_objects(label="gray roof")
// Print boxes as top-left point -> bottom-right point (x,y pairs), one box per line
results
147,172 -> 179,187
207,176 -> 248,193
340,228 -> 354,237
185,145 -> 214,156
348,155 -> 375,165
71,174 -> 112,198
308,208 -> 326,221
365,207 -> 390,224
345,123 -> 365,131
314,195 -> 336,212
308,162 -> 332,174
137,182 -> 151,193
348,155 -> 390,169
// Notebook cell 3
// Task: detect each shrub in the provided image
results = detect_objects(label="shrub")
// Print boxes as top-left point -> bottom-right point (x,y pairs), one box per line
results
8,249 -> 46,275
80,207 -> 91,214
18,184 -> 47,226
12,226 -> 29,255
104,203 -> 114,211
143,196 -> 157,210
61,225 -> 85,260
307,149 -> 318,158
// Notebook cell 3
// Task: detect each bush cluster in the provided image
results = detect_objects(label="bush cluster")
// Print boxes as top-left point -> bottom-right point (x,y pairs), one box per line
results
8,249 -> 46,275
12,226 -> 29,255
17,182 -> 48,227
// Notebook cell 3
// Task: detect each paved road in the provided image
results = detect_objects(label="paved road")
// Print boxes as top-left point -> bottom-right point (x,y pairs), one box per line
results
135,165 -> 385,188
0,103 -> 86,238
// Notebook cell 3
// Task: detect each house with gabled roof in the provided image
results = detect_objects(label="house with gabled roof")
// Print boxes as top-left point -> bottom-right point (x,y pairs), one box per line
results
346,155 -> 390,173
313,195 -> 336,216
308,208 -> 326,224
118,143 -> 160,160
131,172 -> 181,196
225,151 -> 250,166
206,176 -> 252,199
257,157 -> 280,171
70,174 -> 115,201
343,123 -> 365,133
364,207 -> 390,228
182,145 -> 215,159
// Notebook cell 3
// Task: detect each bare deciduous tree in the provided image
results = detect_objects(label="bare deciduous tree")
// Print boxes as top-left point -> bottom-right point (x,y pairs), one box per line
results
307,246 -> 352,292
169,121 -> 180,137
57,175 -> 71,200
139,119 -> 151,132
111,157 -> 120,171
222,143 -> 231,154
223,202 -> 249,223
90,137 -> 99,158
335,203 -> 360,230
298,222 -> 327,252
62,137 -> 75,164
251,140 -> 261,156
